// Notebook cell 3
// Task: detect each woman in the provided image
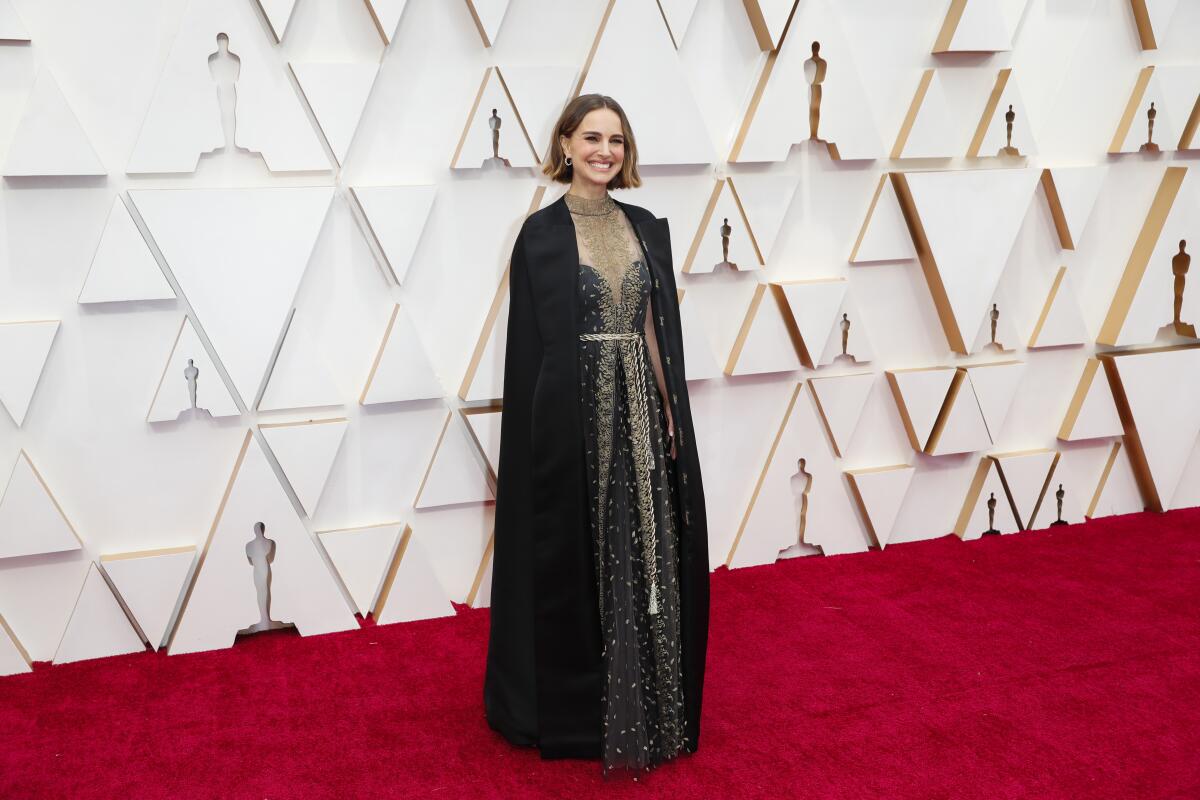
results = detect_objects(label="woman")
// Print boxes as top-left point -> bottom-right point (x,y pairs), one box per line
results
483,94 -> 710,777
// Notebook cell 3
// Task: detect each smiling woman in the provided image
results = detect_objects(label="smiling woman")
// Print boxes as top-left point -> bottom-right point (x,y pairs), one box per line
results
483,94 -> 710,779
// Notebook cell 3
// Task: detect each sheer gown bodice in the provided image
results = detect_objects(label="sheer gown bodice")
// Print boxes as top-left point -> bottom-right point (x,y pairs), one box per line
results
566,191 -> 686,776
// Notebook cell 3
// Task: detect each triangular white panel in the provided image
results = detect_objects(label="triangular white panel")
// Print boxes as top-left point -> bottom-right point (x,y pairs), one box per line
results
581,0 -> 714,165
965,360 -> 1025,443
375,526 -> 455,624
678,291 -> 721,381
414,413 -> 493,508
290,62 -> 379,166
460,289 -> 507,402
955,458 -> 1020,539
0,615 -> 31,676
1111,69 -> 1180,154
1028,267 -> 1089,348
850,175 -> 914,263
1131,0 -> 1182,49
845,465 -> 914,548
969,69 -> 1037,159
686,182 -> 760,274
169,431 -> 357,655
743,0 -> 797,50
818,292 -> 875,366
730,173 -> 800,265
900,167 -> 1040,352
1028,472 -> 1085,529
1058,359 -> 1123,442
992,449 -> 1058,528
658,0 -> 700,46
725,285 -> 805,376
257,0 -> 296,41
452,68 -> 538,169
260,418 -> 348,516
0,451 -> 82,560
1043,166 -> 1107,249
4,69 -> 105,176
775,279 -> 847,366
101,547 -> 196,650
318,523 -> 402,616
809,372 -> 874,457
78,198 -> 176,304
360,304 -> 443,405
729,383 -> 866,566
462,408 -> 502,475
132,187 -> 333,406
53,563 -> 145,665
257,309 -> 344,412
1106,347 -> 1200,508
148,316 -> 241,422
466,0 -> 511,47
927,374 -> 990,456
1088,443 -> 1144,518
934,0 -> 1010,52
0,320 -> 58,426
127,0 -> 328,173
0,0 -> 30,41
886,367 -> 956,451
364,0 -> 410,44
892,70 -> 955,159
734,0 -> 882,162
350,185 -> 437,285
496,65 -> 577,162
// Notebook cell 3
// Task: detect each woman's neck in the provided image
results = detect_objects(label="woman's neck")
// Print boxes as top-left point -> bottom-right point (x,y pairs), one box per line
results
567,181 -> 609,201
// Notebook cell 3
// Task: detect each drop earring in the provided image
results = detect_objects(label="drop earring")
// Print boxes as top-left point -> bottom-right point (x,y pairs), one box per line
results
565,155 -> 573,166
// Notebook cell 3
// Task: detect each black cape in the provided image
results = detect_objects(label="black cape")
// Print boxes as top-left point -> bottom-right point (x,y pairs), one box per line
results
483,192 -> 710,759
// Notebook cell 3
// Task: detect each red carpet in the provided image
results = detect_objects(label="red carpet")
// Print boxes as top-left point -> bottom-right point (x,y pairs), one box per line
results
2,509 -> 1199,799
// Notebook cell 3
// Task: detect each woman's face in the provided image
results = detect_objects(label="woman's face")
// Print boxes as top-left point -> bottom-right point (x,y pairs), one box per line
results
560,108 -> 625,190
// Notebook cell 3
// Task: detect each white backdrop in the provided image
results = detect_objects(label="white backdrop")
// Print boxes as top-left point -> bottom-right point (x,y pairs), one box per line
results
0,0 -> 1198,669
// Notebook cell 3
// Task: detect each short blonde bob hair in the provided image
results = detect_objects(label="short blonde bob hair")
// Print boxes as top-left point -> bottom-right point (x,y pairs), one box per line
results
543,93 -> 641,190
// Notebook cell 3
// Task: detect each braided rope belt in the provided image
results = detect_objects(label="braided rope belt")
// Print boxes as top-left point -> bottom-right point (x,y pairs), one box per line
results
579,330 -> 662,615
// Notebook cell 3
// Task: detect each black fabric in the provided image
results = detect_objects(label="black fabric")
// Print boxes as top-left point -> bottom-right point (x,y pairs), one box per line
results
484,194 -> 710,759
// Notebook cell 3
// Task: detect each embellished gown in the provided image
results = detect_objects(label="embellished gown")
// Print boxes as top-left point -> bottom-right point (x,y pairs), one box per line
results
565,191 -> 686,775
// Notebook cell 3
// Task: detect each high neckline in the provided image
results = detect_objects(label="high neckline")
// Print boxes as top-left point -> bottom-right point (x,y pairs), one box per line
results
564,192 -> 617,216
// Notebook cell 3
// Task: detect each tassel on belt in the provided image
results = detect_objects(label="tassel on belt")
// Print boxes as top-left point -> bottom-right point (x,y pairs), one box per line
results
579,330 -> 662,616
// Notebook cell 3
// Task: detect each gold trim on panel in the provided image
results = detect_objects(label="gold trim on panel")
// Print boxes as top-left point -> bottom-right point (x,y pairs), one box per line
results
167,429 -> 254,651
891,171 -> 968,353
952,456 -> 991,538
1028,266 -> 1069,347
1086,441 -> 1123,518
412,411 -> 452,507
1057,357 -> 1103,440
966,68 -> 1012,158
373,523 -> 413,618
1096,166 -> 1187,345
845,465 -> 910,548
360,304 -> 401,405
1179,94 -> 1200,151
1128,0 -> 1157,50
15,450 -> 85,551
726,178 -> 767,265
1040,170 -> 1075,249
849,174 -> 887,262
991,448 -> 1060,530
726,283 -> 803,374
101,545 -> 196,563
890,70 -> 934,160
460,403 -> 502,484
884,367 -> 953,452
932,0 -> 968,53
683,181 -> 725,273
923,368 -> 967,454
728,50 -> 778,163
725,381 -> 803,565
768,282 -> 812,368
1108,66 -> 1154,153
465,530 -> 495,607
574,0 -> 617,98
0,612 -> 31,667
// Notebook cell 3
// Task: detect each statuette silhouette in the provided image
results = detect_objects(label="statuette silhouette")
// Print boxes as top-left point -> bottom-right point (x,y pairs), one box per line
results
176,357 -> 213,421
803,42 -> 827,142
1050,483 -> 1068,527
240,522 -> 288,635
990,303 -> 1000,347
1141,102 -> 1160,153
1172,240 -> 1195,337
840,313 -> 851,358
999,104 -> 1020,157
790,457 -> 813,546
984,491 -> 1000,535
482,107 -> 511,170
715,217 -> 737,270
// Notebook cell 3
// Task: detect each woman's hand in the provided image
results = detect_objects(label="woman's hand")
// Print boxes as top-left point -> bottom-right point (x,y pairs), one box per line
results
665,403 -> 677,460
